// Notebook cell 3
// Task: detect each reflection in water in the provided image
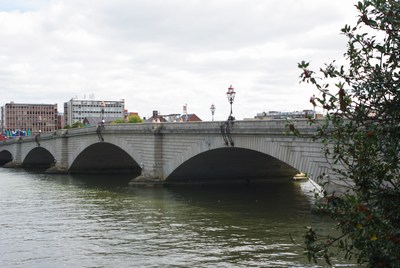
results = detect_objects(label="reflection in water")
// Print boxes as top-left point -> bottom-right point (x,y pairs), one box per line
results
0,169 -> 354,267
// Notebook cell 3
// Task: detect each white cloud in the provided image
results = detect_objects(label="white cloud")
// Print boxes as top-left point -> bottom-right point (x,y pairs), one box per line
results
0,0 -> 358,121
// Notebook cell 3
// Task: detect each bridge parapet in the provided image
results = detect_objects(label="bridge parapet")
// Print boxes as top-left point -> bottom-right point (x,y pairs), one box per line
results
0,119 -> 319,144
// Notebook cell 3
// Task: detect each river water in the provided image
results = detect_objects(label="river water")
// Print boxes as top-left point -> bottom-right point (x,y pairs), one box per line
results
0,168 -> 354,267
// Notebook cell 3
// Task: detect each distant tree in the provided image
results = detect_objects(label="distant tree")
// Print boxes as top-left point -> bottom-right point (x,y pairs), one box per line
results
127,114 -> 143,123
296,0 -> 400,266
112,119 -> 126,124
112,114 -> 143,124
71,121 -> 84,128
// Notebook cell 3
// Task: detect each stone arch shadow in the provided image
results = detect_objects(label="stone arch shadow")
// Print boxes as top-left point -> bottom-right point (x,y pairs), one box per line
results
0,150 -> 13,166
165,147 -> 299,184
23,147 -> 56,169
69,142 -> 141,176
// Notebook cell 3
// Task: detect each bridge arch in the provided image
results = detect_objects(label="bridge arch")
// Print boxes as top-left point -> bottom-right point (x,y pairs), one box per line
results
69,142 -> 141,175
166,147 -> 299,183
0,150 -> 13,166
23,147 -> 55,168
162,133 -> 324,183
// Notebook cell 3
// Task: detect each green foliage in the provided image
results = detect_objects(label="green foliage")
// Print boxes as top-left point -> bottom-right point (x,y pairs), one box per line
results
63,122 -> 84,129
112,119 -> 126,124
112,114 -> 143,124
297,0 -> 400,266
72,121 -> 84,128
128,114 -> 143,123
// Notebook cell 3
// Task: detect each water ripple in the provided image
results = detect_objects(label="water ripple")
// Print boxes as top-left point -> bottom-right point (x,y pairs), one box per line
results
0,169 -> 355,267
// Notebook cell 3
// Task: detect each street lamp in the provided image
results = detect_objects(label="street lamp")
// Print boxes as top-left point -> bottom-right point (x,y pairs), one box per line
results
183,104 -> 188,122
210,104 -> 216,121
35,115 -> 42,146
310,94 -> 316,119
38,116 -> 42,135
100,101 -> 106,124
226,85 -> 236,121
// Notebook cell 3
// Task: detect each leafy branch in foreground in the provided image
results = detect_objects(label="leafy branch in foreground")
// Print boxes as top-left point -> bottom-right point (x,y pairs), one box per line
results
296,0 -> 400,267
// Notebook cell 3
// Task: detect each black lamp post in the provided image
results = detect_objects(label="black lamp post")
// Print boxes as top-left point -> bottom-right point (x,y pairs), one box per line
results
210,104 -> 216,121
100,101 -> 106,124
310,94 -> 316,119
226,85 -> 236,121
35,115 -> 42,146
38,116 -> 42,135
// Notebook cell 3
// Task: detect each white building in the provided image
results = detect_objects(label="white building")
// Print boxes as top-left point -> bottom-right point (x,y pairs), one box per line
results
252,110 -> 320,120
64,99 -> 125,126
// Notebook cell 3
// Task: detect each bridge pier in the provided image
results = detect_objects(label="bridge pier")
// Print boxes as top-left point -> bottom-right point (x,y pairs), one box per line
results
3,161 -> 22,168
45,165 -> 69,174
129,164 -> 164,186
2,142 -> 22,168
129,174 -> 164,186
129,125 -> 165,186
45,130 -> 69,174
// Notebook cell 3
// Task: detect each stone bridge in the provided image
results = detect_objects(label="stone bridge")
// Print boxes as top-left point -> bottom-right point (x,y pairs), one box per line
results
0,120 -> 339,187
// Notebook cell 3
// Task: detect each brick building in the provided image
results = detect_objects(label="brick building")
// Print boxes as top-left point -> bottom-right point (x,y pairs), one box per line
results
1,102 -> 58,136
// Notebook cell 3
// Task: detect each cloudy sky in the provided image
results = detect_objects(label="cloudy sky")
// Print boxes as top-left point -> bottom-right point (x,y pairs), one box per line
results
0,0 -> 358,121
